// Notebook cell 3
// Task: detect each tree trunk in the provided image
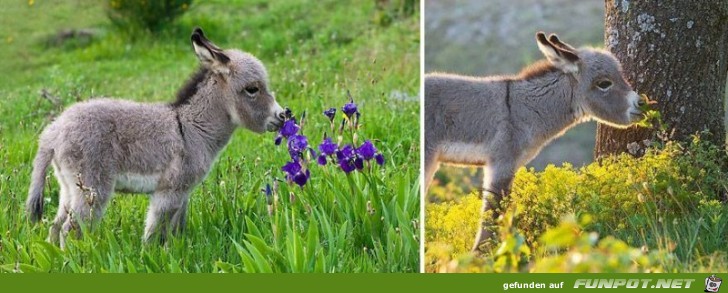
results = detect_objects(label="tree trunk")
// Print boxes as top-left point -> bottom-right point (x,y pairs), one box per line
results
595,0 -> 728,158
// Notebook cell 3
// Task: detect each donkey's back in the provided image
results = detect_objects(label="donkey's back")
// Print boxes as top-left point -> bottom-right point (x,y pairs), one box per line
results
41,98 -> 181,174
425,73 -> 512,163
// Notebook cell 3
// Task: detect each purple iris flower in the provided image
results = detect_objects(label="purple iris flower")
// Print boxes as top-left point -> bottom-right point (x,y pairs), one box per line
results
323,108 -> 336,121
317,154 -> 328,166
263,183 -> 273,205
375,153 -> 385,166
275,119 -> 299,145
354,157 -> 364,170
336,144 -> 359,173
279,119 -> 299,138
336,144 -> 356,161
318,137 -> 338,156
287,134 -> 308,160
282,160 -> 302,177
309,148 -> 317,158
292,169 -> 310,187
272,110 -> 317,186
342,102 -> 358,118
281,160 -> 309,187
356,140 -> 377,160
338,158 -> 356,173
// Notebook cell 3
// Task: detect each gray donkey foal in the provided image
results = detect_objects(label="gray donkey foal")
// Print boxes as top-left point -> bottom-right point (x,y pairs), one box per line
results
425,32 -> 644,251
27,28 -> 286,248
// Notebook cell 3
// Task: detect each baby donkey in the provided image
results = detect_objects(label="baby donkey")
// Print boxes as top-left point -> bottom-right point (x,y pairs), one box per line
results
27,28 -> 286,248
425,32 -> 645,251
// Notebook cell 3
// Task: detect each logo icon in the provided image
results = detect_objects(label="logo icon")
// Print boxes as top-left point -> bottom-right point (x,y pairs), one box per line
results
705,275 -> 722,292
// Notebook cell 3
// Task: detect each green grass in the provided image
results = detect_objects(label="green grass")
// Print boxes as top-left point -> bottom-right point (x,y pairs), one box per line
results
0,0 -> 420,272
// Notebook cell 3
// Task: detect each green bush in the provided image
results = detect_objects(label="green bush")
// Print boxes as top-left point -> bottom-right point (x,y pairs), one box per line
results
107,0 -> 192,33
373,0 -> 418,27
507,134 -> 727,252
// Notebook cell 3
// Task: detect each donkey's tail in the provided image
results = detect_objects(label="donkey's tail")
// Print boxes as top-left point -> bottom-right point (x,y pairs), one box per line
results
27,147 -> 53,223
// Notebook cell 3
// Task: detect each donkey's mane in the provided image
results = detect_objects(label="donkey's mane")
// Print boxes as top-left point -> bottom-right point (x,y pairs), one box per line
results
171,67 -> 210,107
517,59 -> 559,80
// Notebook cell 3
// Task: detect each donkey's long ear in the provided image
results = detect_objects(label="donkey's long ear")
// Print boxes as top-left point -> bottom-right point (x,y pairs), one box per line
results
548,34 -> 578,53
536,32 -> 580,74
191,27 -> 230,74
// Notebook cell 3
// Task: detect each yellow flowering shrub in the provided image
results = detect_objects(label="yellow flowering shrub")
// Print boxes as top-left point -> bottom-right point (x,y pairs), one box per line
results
426,135 -> 728,272
425,194 -> 481,256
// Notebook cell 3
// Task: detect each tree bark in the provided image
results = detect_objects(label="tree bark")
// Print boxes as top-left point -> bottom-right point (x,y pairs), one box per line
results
595,0 -> 728,158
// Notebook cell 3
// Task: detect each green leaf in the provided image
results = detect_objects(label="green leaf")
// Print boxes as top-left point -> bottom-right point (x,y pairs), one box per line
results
125,258 -> 137,273
214,261 -> 234,273
243,240 -> 273,273
232,239 -> 256,273
245,216 -> 263,238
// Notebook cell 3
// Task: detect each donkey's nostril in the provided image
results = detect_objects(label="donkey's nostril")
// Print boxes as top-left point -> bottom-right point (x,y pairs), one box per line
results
277,111 -> 286,121
637,99 -> 646,107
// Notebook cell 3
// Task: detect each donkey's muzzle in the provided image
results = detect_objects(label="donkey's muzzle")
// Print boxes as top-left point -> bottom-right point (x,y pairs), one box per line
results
266,120 -> 283,132
281,107 -> 293,120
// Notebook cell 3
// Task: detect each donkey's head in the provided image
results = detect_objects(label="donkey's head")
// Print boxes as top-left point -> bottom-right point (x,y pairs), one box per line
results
535,32 -> 643,128
190,27 -> 286,133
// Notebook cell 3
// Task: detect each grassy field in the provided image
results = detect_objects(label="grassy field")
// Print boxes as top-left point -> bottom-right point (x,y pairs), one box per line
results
0,0 -> 420,272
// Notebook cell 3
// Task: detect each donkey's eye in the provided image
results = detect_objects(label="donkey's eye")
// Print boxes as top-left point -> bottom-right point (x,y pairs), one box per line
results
244,86 -> 259,96
596,80 -> 613,90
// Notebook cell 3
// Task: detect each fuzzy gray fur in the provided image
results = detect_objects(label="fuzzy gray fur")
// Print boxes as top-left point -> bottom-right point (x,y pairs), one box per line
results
27,28 -> 286,248
425,32 -> 643,251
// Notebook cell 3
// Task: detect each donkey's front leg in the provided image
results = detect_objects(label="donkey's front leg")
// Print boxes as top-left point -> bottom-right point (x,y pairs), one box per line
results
472,161 -> 515,252
424,147 -> 440,193
143,190 -> 189,244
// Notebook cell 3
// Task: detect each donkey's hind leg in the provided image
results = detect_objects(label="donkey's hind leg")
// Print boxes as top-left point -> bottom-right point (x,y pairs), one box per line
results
58,169 -> 113,249
472,160 -> 516,252
424,147 -> 441,194
170,197 -> 189,235
48,164 -> 71,244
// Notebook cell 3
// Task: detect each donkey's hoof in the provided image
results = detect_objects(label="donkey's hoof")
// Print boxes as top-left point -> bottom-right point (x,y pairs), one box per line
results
471,240 -> 495,255
471,227 -> 498,254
